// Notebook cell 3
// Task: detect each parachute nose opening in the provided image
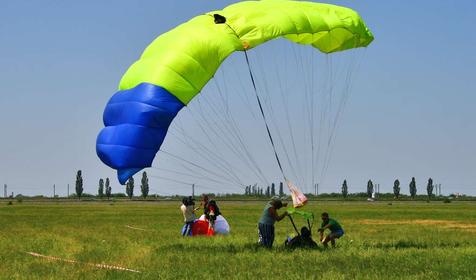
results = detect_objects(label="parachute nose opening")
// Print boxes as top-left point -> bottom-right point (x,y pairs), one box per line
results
213,14 -> 226,24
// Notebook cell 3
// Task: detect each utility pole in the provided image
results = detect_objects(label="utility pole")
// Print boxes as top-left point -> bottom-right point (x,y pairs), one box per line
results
192,184 -> 195,198
53,184 -> 56,198
67,184 -> 70,198
3,184 -> 6,198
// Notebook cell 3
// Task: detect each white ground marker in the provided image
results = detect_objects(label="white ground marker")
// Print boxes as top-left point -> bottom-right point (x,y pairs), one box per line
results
26,252 -> 141,273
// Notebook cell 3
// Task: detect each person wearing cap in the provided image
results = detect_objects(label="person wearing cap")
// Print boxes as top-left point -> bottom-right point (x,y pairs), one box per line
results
258,196 -> 288,248
318,212 -> 344,248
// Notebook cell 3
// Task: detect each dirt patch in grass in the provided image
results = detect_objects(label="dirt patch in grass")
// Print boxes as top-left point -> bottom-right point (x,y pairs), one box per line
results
358,219 -> 476,233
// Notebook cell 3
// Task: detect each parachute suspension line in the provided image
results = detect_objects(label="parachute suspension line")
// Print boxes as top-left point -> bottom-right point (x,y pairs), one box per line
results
167,127 -> 244,186
182,81 -> 270,186
310,47 -> 316,195
244,50 -> 287,182
149,174 -> 240,193
210,77 -> 270,185
230,66 -> 259,120
177,102 -> 250,185
167,116 -> 244,186
300,45 -> 315,193
286,45 -> 308,188
267,47 -> 301,185
152,167 -> 237,187
320,49 -> 366,181
254,48 -> 301,186
158,150 -> 244,187
313,54 -> 333,188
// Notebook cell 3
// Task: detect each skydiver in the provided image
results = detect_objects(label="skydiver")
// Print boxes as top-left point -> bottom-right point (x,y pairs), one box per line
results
318,212 -> 344,248
257,196 -> 288,248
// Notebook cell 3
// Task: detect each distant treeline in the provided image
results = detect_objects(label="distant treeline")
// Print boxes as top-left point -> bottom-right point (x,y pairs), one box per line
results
4,192 -> 475,202
3,172 -> 474,201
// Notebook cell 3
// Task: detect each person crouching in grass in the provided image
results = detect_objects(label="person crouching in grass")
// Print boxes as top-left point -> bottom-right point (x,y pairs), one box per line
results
258,196 -> 288,248
318,212 -> 344,248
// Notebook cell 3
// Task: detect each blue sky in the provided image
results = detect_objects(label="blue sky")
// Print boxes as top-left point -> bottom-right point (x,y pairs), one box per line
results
1,0 -> 475,196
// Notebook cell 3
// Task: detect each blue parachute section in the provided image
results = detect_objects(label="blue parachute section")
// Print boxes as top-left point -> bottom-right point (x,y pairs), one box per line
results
96,82 -> 185,184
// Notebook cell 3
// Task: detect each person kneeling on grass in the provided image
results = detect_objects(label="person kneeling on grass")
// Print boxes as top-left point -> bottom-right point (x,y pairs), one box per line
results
258,196 -> 288,248
201,194 -> 221,230
285,226 -> 318,249
318,212 -> 344,248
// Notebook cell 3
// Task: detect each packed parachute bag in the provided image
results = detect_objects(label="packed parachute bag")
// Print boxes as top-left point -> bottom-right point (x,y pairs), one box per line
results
180,214 -> 230,236
191,219 -> 215,236
180,218 -> 215,236
199,214 -> 230,235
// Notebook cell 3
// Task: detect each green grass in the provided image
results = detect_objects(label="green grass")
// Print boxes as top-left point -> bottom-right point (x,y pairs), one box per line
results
0,201 -> 475,279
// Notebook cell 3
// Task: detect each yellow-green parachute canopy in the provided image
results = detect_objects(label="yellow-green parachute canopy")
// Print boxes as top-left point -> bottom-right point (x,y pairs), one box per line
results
97,0 -> 374,184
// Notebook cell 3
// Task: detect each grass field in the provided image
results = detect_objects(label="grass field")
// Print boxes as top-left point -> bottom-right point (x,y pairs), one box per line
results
0,200 -> 475,279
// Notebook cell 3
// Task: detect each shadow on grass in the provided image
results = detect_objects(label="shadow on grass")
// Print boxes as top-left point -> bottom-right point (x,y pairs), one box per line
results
161,239 -> 467,253
362,240 -> 465,250
161,242 -> 325,253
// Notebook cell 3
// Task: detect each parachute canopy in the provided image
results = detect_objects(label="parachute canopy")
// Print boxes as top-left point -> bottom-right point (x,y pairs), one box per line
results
96,0 -> 374,184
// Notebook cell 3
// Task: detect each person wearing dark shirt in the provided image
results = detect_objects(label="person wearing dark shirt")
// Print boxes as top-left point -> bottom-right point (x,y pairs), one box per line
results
258,196 -> 288,248
318,212 -> 344,248
201,194 -> 221,229
285,226 -> 318,249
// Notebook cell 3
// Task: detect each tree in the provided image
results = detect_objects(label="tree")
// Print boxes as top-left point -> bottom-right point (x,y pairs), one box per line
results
367,180 -> 374,198
98,178 -> 104,198
126,177 -> 134,199
409,177 -> 417,199
427,177 -> 434,200
279,182 -> 284,196
393,179 -> 400,199
266,186 -> 270,197
271,183 -> 276,196
341,180 -> 348,199
75,170 -> 83,200
105,178 -> 112,200
140,172 -> 149,198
